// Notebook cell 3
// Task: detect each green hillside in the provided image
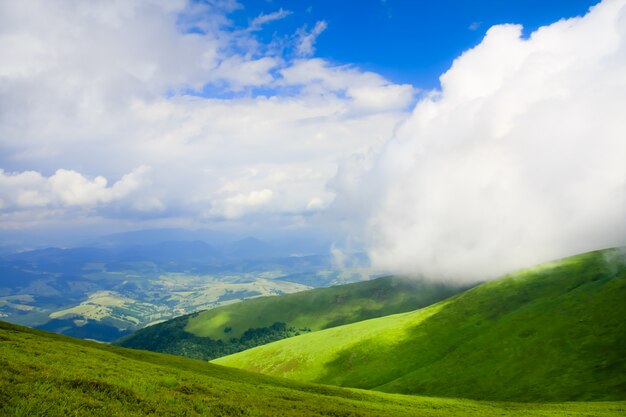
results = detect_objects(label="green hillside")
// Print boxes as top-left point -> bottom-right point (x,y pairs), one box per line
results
215,249 -> 626,402
116,275 -> 467,360
2,322 -> 625,417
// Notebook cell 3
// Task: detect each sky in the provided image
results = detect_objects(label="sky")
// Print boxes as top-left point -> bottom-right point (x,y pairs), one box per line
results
230,0 -> 600,88
0,0 -> 624,279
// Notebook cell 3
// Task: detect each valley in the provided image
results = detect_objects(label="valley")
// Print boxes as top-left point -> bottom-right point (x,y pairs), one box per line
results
0,235 -> 376,341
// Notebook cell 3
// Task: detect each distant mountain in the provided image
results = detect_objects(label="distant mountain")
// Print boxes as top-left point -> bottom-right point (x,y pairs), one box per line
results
87,228 -> 334,259
8,246 -> 111,262
215,249 -> 626,402
224,237 -> 280,259
7,321 -> 624,416
115,275 -> 468,360
117,240 -> 222,263
86,228 -> 233,248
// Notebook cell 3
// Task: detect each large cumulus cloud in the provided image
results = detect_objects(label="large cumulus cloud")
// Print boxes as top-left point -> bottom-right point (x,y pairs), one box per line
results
332,0 -> 626,281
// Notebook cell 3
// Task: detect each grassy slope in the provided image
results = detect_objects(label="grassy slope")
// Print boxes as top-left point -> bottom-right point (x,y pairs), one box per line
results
185,275 -> 466,339
1,322 -> 625,417
215,249 -> 626,402
116,275 -> 466,359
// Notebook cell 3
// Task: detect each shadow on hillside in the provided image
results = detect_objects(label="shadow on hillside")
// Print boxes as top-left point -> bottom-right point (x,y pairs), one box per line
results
316,250 -> 626,402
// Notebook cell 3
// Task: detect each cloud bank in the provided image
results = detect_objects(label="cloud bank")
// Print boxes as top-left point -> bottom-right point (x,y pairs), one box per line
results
333,0 -> 626,281
0,0 -> 413,233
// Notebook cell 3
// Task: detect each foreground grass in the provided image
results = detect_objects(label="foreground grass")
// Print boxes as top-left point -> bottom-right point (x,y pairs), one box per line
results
2,322 -> 624,416
215,249 -> 626,402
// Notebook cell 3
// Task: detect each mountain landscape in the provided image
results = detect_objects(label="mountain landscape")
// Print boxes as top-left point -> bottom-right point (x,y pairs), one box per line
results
215,249 -> 626,402
2,0 -> 625,415
0,231 -> 376,342
116,275 -> 469,359
1,249 -> 625,416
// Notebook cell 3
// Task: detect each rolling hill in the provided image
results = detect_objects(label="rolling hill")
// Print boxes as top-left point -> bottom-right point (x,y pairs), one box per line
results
214,249 -> 626,402
116,275 -> 468,360
1,321 -> 625,417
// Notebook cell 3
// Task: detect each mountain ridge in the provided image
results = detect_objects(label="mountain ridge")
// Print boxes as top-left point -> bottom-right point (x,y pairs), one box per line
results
215,248 -> 626,402
116,275 -> 469,360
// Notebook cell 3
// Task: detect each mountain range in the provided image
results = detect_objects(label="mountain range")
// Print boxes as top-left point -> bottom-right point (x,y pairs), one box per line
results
0,230 -> 375,341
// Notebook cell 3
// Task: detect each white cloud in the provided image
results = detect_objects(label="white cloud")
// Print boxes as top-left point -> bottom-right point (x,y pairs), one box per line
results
348,84 -> 416,111
0,170 -> 52,208
50,166 -> 150,206
0,166 -> 150,209
210,56 -> 280,90
210,188 -> 274,219
280,59 -> 415,110
306,197 -> 325,211
0,1 -> 411,232
295,20 -> 328,56
332,0 -> 626,281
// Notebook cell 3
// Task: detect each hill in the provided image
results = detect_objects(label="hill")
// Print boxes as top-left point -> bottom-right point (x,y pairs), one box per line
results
214,249 -> 626,402
1,321 -> 625,417
116,276 -> 467,360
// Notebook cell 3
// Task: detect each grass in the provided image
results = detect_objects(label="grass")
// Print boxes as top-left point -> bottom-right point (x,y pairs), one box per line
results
214,249 -> 626,402
1,321 -> 625,416
116,275 -> 467,359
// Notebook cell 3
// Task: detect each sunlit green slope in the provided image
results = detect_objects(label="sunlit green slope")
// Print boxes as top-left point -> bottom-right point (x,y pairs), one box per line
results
116,275 -> 467,360
5,322 -> 625,416
215,249 -> 626,402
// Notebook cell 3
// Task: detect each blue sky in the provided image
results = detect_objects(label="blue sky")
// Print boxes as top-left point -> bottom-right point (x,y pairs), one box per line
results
228,0 -> 600,88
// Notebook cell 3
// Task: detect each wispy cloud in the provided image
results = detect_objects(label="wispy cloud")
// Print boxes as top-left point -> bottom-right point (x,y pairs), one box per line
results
468,21 -> 482,31
295,20 -> 328,56
249,8 -> 292,31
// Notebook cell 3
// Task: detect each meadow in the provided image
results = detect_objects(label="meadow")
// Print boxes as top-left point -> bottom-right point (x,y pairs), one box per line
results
1,320 -> 625,416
